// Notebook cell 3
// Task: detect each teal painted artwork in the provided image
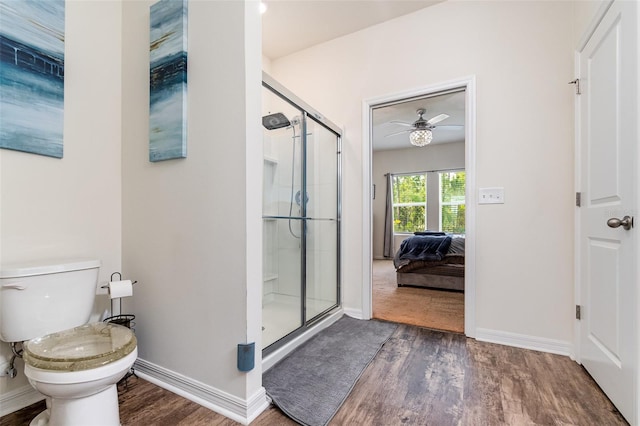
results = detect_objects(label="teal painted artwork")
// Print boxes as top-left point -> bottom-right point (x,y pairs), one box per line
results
0,0 -> 65,158
150,0 -> 188,162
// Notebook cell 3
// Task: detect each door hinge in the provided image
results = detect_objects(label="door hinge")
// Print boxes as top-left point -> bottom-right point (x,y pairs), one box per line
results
576,305 -> 581,320
576,192 -> 581,207
569,79 -> 581,95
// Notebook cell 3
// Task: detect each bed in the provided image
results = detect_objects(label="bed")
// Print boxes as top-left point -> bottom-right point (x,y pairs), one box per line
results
393,233 -> 465,291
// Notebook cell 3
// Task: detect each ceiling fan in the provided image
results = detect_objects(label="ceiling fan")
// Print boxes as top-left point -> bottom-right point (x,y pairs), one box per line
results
386,108 -> 461,147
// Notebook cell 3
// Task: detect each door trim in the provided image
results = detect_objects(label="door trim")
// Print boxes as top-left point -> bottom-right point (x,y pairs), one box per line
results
361,76 -> 477,337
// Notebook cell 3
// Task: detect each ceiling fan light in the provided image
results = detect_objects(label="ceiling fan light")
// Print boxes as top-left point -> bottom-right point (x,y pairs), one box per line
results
410,129 -> 432,147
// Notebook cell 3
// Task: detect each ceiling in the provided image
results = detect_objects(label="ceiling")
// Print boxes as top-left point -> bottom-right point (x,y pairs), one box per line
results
262,0 -> 442,60
261,0 -> 462,152
372,91 -> 466,151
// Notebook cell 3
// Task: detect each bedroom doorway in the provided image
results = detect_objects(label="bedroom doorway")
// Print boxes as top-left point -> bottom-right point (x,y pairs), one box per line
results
362,77 -> 476,336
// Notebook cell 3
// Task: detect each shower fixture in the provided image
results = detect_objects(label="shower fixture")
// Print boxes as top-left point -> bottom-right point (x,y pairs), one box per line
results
287,122 -> 300,239
262,111 -> 302,238
295,190 -> 309,207
262,112 -> 291,130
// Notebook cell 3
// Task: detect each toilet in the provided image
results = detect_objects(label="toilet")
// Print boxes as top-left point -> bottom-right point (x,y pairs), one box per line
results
0,259 -> 138,426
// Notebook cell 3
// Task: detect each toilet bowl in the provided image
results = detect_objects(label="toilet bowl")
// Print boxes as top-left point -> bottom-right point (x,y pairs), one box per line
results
0,259 -> 139,425
23,322 -> 137,426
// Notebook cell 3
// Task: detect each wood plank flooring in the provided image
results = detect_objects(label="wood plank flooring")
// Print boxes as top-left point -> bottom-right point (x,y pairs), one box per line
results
1,325 -> 627,426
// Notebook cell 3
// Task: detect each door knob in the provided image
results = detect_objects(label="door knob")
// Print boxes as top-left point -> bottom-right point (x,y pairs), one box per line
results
607,216 -> 634,230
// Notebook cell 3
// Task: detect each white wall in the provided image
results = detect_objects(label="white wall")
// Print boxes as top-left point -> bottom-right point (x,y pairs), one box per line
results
121,0 -> 263,409
372,141 -> 465,258
262,55 -> 272,73
270,1 -> 577,343
0,0 -> 123,399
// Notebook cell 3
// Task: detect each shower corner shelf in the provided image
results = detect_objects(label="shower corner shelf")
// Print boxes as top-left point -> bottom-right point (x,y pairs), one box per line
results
264,155 -> 278,165
263,273 -> 278,282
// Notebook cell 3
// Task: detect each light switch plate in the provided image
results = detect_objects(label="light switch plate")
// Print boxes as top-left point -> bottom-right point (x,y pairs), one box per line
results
479,187 -> 504,204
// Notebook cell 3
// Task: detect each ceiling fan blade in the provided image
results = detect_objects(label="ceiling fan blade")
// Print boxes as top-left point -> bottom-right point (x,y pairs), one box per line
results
433,124 -> 464,129
388,120 -> 413,127
384,129 -> 412,137
426,113 -> 449,125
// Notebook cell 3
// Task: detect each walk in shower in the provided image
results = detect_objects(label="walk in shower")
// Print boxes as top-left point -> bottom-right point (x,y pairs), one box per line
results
262,73 -> 341,352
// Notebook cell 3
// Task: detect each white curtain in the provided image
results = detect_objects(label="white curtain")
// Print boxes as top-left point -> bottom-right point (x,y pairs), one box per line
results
383,173 -> 394,258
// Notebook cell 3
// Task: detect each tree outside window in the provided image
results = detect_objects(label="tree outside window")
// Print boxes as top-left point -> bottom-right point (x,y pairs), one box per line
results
392,174 -> 426,233
440,171 -> 466,234
391,171 -> 466,234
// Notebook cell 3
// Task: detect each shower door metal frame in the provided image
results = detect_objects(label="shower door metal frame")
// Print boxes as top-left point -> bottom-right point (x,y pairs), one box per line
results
262,72 -> 342,356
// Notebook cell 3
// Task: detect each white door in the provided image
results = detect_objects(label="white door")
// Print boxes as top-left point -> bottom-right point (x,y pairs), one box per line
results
578,1 -> 638,424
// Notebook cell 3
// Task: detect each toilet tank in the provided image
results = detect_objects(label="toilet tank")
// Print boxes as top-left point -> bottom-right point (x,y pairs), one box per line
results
0,259 -> 101,343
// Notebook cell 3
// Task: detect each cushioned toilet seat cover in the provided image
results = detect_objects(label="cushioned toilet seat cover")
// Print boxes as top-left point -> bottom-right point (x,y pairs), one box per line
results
24,322 -> 137,372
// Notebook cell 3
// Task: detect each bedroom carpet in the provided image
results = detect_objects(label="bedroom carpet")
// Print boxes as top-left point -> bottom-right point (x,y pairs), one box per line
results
372,259 -> 464,333
262,315 -> 397,426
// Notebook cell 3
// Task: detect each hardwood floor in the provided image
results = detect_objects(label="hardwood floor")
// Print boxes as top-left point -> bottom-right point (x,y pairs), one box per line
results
373,259 -> 464,333
2,325 -> 627,426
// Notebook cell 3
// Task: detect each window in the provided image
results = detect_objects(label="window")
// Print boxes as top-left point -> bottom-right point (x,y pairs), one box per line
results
439,171 -> 466,234
391,170 -> 466,234
392,173 -> 426,233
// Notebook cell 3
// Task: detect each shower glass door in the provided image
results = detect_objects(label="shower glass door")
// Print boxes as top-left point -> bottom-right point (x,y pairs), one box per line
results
262,88 -> 304,349
262,75 -> 341,351
305,119 -> 339,320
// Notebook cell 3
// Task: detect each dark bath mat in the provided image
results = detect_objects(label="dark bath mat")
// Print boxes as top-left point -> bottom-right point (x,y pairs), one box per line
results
263,316 -> 398,426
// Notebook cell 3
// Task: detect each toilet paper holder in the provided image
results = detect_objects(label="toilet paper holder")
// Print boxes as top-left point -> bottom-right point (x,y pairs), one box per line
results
100,272 -> 138,289
100,273 -> 138,296
101,272 -> 137,329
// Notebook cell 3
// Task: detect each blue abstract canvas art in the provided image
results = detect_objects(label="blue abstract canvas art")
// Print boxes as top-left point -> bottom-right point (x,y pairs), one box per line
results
0,0 -> 65,158
150,0 -> 188,162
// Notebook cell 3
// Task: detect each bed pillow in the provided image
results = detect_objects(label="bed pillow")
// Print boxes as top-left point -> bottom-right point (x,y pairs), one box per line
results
414,231 -> 446,236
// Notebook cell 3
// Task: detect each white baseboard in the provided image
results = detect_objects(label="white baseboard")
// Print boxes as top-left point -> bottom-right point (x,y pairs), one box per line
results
134,359 -> 269,425
0,384 -> 44,417
475,328 -> 572,357
262,309 -> 344,372
343,307 -> 364,319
